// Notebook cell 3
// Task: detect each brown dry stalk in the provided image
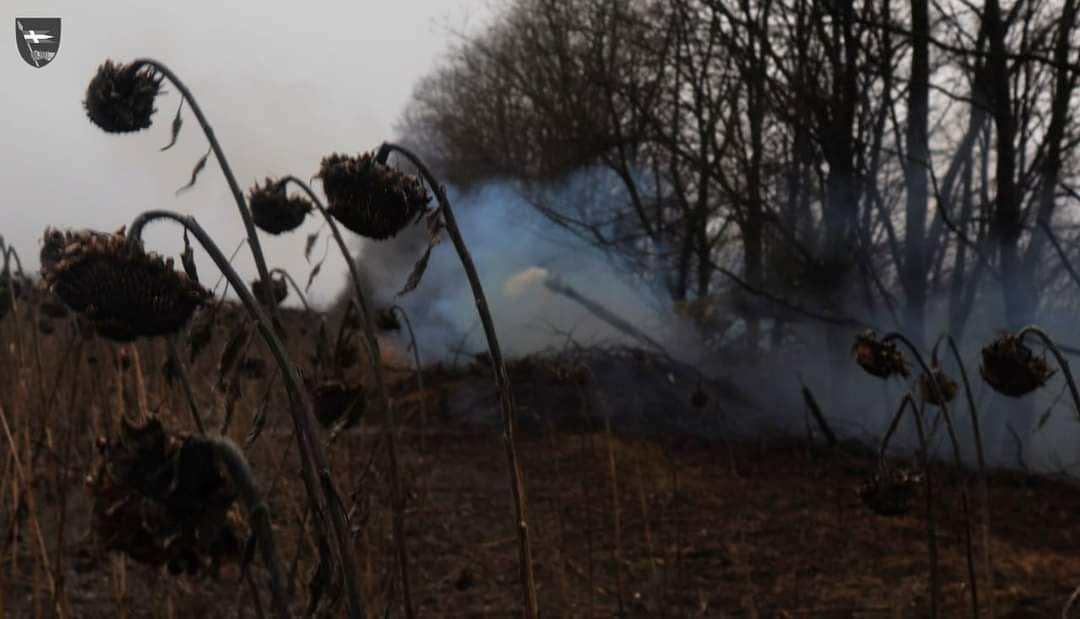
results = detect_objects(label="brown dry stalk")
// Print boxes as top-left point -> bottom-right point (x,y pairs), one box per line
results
0,404 -> 63,618
933,334 -> 994,618
374,142 -> 539,618
129,344 -> 149,419
578,362 -> 625,612
281,175 -> 414,619
884,332 -> 977,617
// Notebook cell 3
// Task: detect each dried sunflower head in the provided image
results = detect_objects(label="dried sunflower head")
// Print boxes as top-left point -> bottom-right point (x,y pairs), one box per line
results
86,417 -> 241,574
251,276 -> 288,307
317,152 -> 430,240
857,464 -> 922,516
852,330 -> 910,379
248,178 -> 312,235
980,333 -> 1054,397
918,365 -> 958,406
308,379 -> 365,427
374,307 -> 401,332
40,228 -> 210,341
84,60 -> 163,133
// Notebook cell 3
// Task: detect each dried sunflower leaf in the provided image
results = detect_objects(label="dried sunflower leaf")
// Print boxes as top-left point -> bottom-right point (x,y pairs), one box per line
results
397,240 -> 435,297
304,232 -> 319,263
305,258 -> 324,294
1035,405 -> 1054,433
160,98 -> 184,152
181,228 -> 198,284
176,147 -> 211,195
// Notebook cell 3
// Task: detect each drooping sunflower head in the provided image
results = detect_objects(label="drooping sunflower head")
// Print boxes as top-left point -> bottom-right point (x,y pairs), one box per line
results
317,152 -> 430,240
251,276 -> 288,307
84,60 -> 164,133
980,333 -> 1054,397
87,416 -> 241,575
40,228 -> 210,341
918,365 -> 958,406
857,464 -> 922,517
247,177 -> 312,235
852,330 -> 909,379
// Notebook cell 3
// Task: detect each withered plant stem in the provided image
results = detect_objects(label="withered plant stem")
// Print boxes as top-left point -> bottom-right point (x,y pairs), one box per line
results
0,403 -> 63,618
884,332 -> 978,617
374,142 -> 539,619
126,210 -> 363,619
166,336 -> 206,434
882,395 -> 938,619
128,59 -> 282,337
2,244 -> 25,279
193,434 -> 289,619
278,175 -> 414,619
932,333 -> 993,619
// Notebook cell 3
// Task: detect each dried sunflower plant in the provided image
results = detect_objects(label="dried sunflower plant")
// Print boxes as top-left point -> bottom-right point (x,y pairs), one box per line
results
244,143 -> 540,617
83,59 -> 284,335
852,329 -> 980,618
82,58 -> 367,616
345,143 -> 540,619
243,172 -> 418,617
37,225 -> 292,616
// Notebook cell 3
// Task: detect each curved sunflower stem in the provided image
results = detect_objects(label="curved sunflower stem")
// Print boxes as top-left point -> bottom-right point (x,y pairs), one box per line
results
932,333 -> 994,619
278,176 -> 415,619
884,332 -> 977,617
883,333 -> 965,466
374,142 -> 540,619
129,59 -> 283,338
881,395 -> 939,618
3,245 -> 25,279
392,305 -> 427,450
126,210 -> 364,619
191,434 -> 289,619
1017,326 -> 1080,419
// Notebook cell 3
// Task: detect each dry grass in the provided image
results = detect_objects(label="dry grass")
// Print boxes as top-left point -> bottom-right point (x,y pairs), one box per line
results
1,297 -> 1080,617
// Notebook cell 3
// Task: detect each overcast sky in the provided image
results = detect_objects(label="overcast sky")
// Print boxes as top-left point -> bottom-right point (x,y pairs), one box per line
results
1,0 -> 493,306
1,0 -> 679,363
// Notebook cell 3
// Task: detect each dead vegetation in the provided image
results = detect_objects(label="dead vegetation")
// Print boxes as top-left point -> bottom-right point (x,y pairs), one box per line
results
6,46 -> 1080,618
2,298 -> 1080,616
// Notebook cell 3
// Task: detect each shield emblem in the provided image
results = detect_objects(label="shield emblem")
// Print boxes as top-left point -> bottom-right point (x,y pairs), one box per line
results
15,18 -> 61,68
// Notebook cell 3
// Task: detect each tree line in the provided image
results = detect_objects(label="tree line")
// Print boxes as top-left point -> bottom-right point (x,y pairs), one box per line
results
399,0 -> 1080,357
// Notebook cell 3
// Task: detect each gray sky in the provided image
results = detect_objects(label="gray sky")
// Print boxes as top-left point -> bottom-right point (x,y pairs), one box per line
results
2,0 -> 677,364
1,0 -> 492,306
